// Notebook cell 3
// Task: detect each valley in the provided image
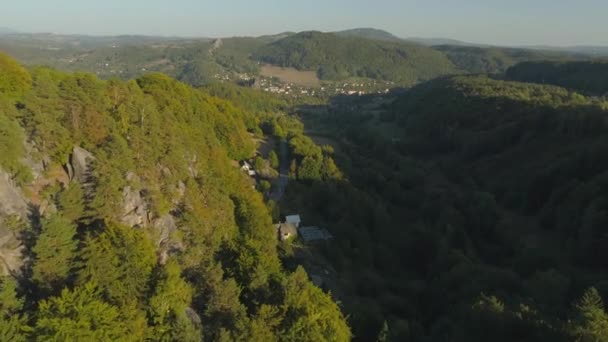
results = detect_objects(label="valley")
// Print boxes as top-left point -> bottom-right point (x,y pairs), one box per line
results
0,18 -> 608,342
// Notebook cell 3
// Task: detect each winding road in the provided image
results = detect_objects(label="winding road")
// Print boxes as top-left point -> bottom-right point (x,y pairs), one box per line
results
269,139 -> 289,202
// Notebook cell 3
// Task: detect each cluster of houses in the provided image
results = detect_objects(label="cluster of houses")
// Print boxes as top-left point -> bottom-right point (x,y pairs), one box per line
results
254,76 -> 394,99
276,214 -> 333,244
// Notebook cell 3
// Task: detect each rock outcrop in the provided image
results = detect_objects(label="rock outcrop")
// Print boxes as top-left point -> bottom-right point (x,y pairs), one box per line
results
153,214 -> 184,264
70,146 -> 95,183
121,186 -> 150,227
0,170 -> 28,276
0,171 -> 28,219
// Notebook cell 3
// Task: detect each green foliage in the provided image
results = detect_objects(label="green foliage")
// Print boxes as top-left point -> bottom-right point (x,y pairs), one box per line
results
279,267 -> 351,341
507,61 -> 608,95
78,222 -> 157,306
0,105 -> 31,184
572,288 -> 608,342
32,215 -> 77,292
259,180 -> 271,193
0,54 -> 350,341
253,31 -> 457,86
436,45 -> 571,74
35,282 -> 142,341
148,261 -> 201,341
0,52 -> 31,97
269,150 -> 279,169
57,184 -> 85,223
285,72 -> 608,340
0,277 -> 30,342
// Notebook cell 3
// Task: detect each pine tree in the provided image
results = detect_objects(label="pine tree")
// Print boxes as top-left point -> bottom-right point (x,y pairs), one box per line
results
148,260 -> 201,341
78,222 -> 156,306
0,277 -> 30,341
572,287 -> 608,342
57,184 -> 85,223
34,282 -> 140,341
32,215 -> 77,292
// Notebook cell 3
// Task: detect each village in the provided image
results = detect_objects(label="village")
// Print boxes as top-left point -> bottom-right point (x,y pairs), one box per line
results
253,75 -> 394,98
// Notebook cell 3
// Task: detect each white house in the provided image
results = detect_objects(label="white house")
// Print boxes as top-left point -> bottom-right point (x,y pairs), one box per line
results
241,161 -> 252,171
285,215 -> 301,227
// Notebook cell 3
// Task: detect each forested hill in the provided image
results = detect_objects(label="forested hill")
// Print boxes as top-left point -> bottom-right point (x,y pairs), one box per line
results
0,53 -> 350,341
252,31 -> 458,85
0,29 -> 590,90
506,60 -> 608,95
334,28 -> 403,42
286,74 -> 608,340
435,45 -> 578,74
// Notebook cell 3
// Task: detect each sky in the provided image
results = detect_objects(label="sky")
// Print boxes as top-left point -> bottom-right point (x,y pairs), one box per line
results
2,0 -> 607,46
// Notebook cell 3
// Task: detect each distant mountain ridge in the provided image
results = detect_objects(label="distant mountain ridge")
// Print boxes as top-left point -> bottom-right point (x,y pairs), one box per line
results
0,27 -> 17,35
334,28 -> 403,42
405,37 -> 486,47
253,30 -> 458,86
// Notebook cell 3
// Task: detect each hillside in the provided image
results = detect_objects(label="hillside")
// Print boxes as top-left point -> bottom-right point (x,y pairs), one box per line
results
0,53 -> 350,341
0,30 -> 590,91
435,45 -> 579,74
253,31 -> 459,86
406,37 -> 481,47
506,60 -> 608,95
283,75 -> 608,340
334,28 -> 403,42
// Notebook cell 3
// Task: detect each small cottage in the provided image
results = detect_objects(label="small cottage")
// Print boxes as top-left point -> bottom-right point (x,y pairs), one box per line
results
285,214 -> 301,227
298,226 -> 333,243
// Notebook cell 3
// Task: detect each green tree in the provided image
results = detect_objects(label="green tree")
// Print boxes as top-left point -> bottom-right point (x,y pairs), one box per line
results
34,282 -> 140,341
0,277 -> 30,341
148,260 -> 201,341
376,321 -> 389,342
279,267 -> 351,341
269,150 -> 279,169
298,156 -> 322,181
78,222 -> 156,306
32,215 -> 77,292
57,184 -> 85,223
572,287 -> 608,342
254,156 -> 266,172
0,110 -> 31,184
0,53 -> 32,97
259,180 -> 271,193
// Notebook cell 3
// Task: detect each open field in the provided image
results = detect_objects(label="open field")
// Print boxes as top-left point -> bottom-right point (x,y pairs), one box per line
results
260,64 -> 320,87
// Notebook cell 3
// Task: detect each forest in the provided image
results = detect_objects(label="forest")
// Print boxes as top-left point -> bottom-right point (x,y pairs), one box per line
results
253,31 -> 458,85
506,60 -> 608,95
0,53 -> 350,341
2,29 -> 608,341
1,29 -> 587,90
280,74 -> 608,341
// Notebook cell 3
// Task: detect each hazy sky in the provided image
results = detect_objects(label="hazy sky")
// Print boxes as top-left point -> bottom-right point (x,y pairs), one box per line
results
2,0 -> 606,46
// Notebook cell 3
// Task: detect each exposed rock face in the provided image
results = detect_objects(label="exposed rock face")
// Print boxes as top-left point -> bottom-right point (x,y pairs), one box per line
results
0,227 -> 23,276
0,171 -> 28,219
153,214 -> 185,265
121,186 -> 149,227
153,214 -> 177,246
70,146 -> 95,183
0,170 -> 28,276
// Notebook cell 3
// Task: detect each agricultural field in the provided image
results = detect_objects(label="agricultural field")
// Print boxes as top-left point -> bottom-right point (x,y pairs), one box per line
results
260,64 -> 321,87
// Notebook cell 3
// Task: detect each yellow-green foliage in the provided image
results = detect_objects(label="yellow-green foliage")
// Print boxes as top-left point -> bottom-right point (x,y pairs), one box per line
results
0,52 -> 32,97
0,54 -> 350,341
